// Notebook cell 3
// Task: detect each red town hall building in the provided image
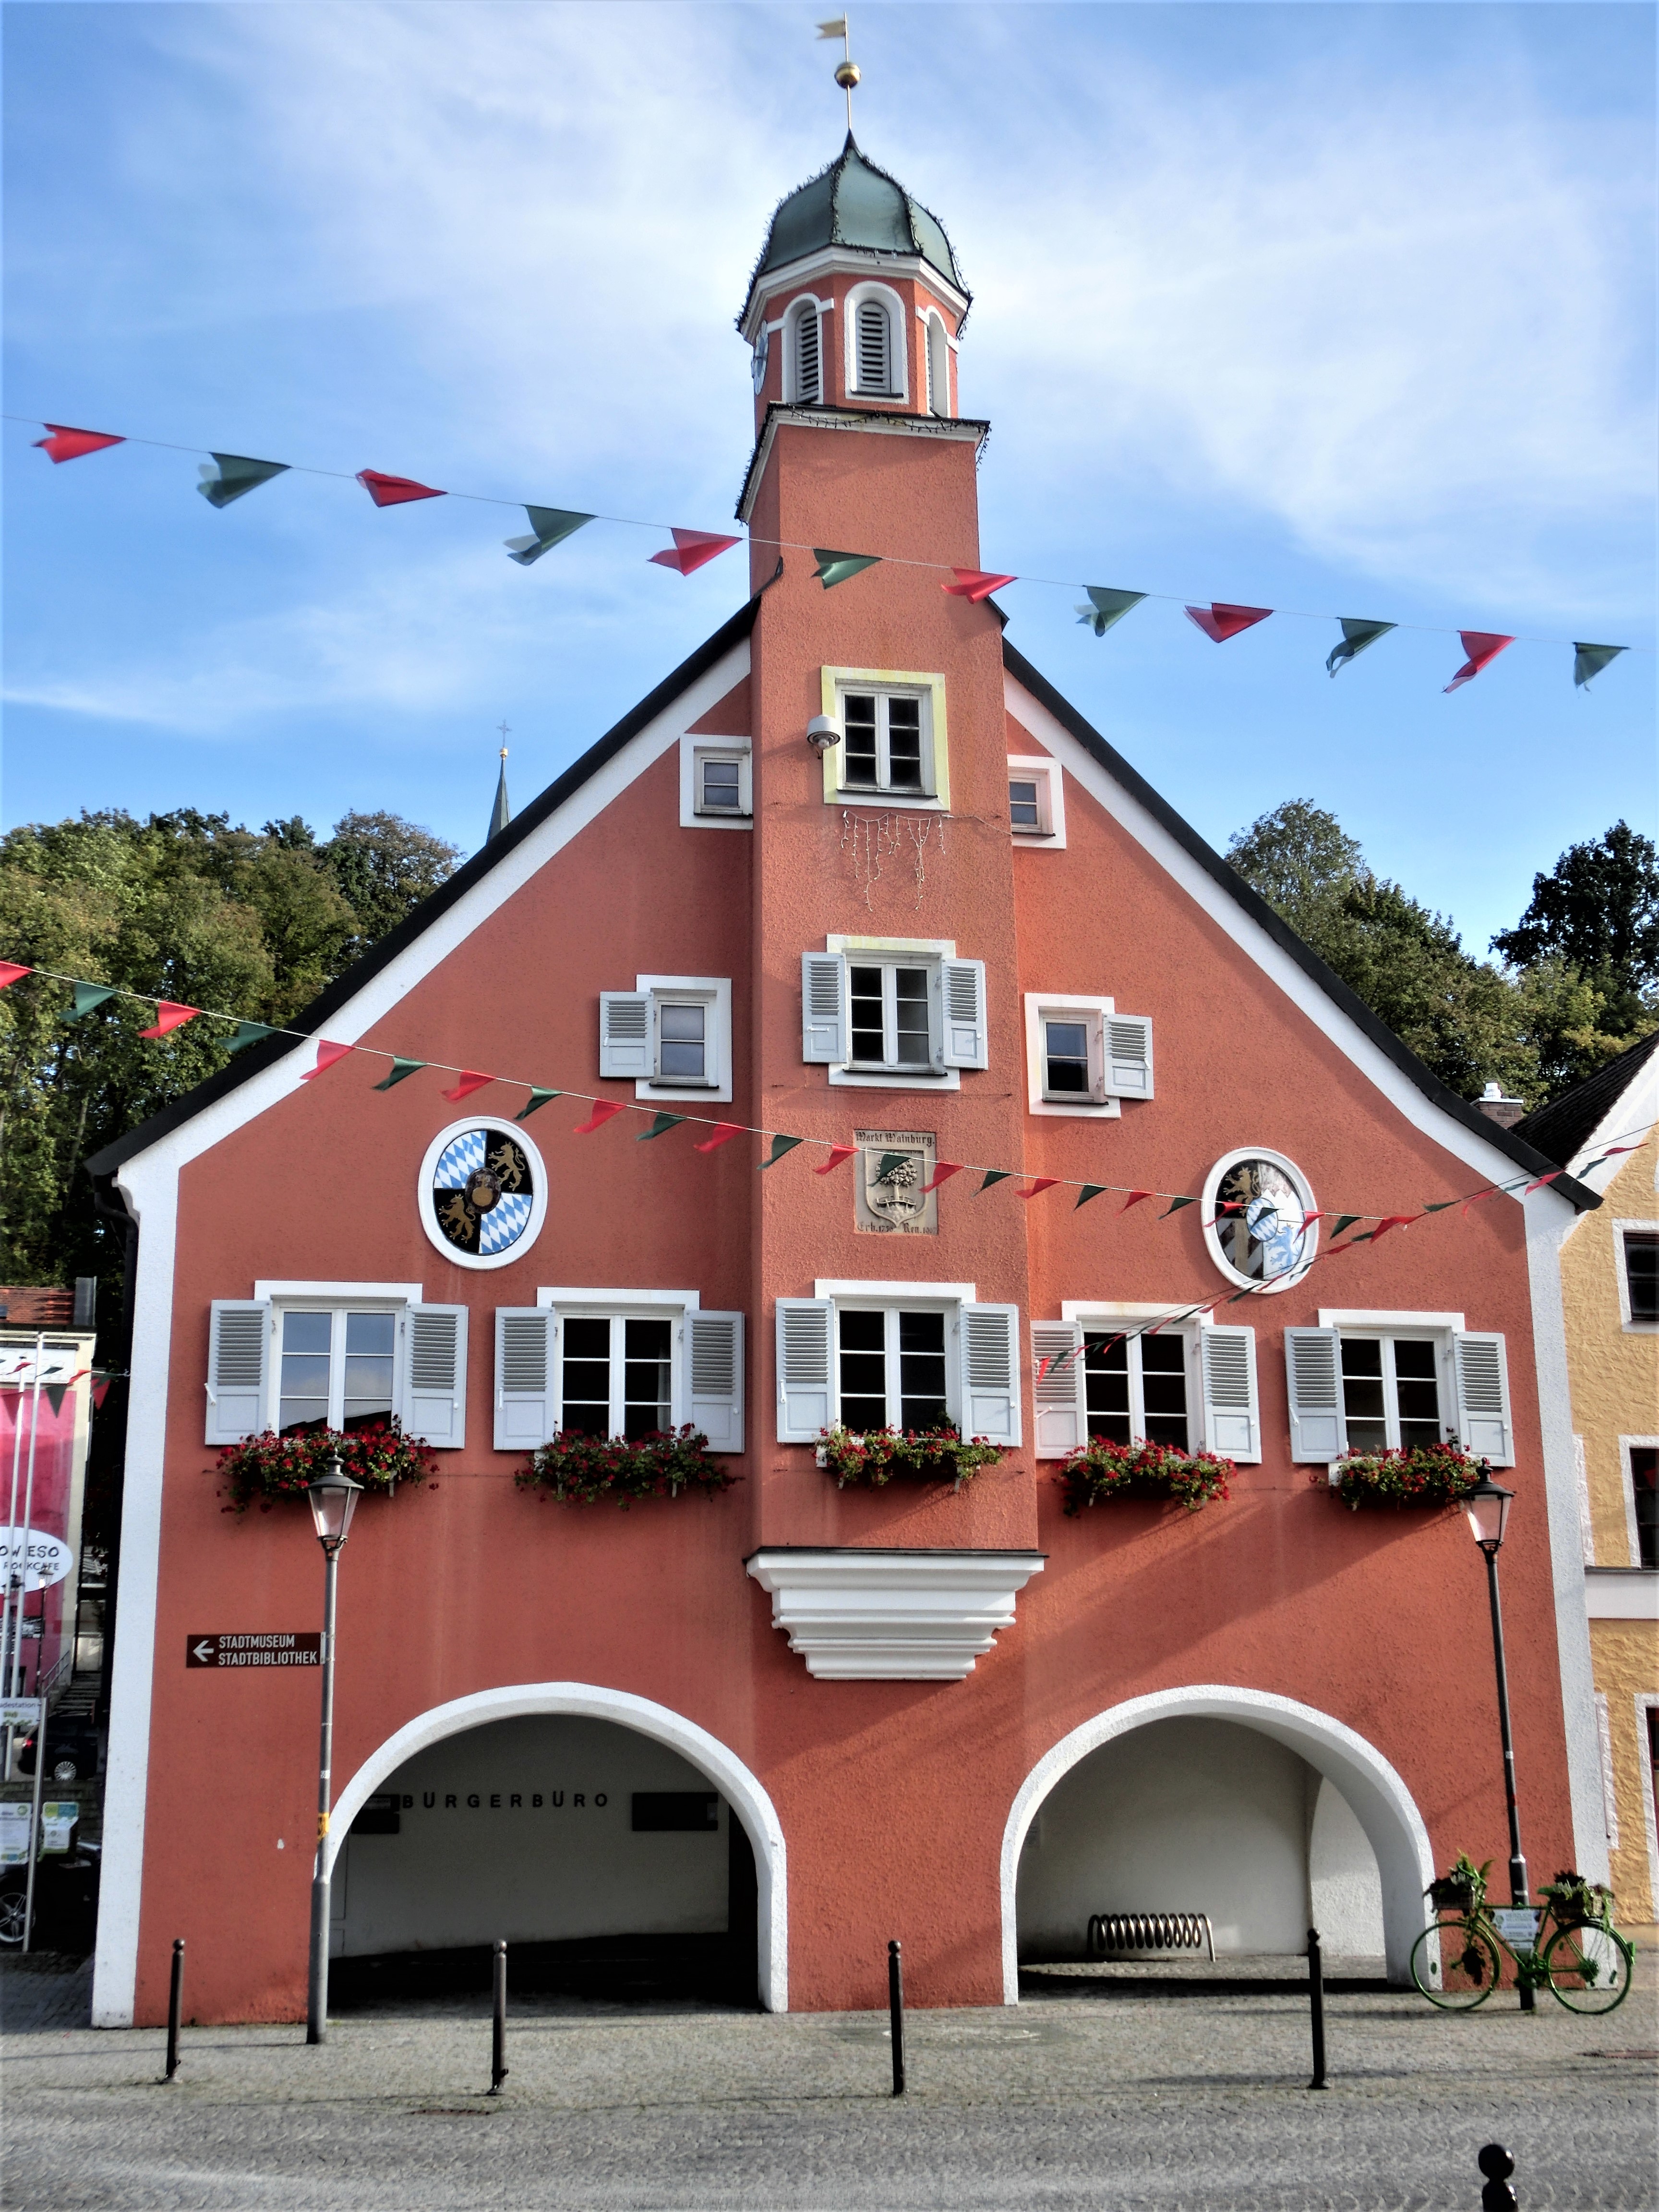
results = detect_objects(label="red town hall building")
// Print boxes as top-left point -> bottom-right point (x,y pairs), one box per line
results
88,137 -> 1606,2025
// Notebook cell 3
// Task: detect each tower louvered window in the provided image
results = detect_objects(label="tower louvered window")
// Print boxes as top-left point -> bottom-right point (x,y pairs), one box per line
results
793,303 -> 820,403
856,300 -> 891,393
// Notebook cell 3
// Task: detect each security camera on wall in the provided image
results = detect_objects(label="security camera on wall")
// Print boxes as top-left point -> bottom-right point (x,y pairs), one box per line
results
806,715 -> 843,753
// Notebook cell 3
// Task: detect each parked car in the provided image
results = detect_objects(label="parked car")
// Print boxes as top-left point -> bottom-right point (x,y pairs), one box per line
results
14,1717 -> 101,1783
0,1839 -> 100,1950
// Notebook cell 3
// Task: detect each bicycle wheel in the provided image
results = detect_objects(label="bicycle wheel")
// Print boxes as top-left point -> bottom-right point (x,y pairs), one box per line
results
1543,1922 -> 1634,2015
1410,1916 -> 1502,2010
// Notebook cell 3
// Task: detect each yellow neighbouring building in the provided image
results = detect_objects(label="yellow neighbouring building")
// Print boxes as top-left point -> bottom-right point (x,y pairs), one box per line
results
1515,1030 -> 1659,1932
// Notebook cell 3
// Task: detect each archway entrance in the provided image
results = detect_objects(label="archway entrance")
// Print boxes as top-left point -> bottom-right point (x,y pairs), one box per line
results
1001,1687 -> 1434,1993
325,1684 -> 787,2010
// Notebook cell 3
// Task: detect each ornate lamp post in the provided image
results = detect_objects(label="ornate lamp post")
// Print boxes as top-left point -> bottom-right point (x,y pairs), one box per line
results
1464,1471 -> 1534,2010
304,1456 -> 361,2046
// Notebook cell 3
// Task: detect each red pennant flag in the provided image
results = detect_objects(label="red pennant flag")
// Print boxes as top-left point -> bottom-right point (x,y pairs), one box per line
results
1120,1190 -> 1154,1213
813,1145 -> 857,1175
649,529 -> 740,576
91,1379 -> 112,1408
1369,1214 -> 1417,1245
572,1100 -> 626,1135
1523,1170 -> 1564,1194
942,567 -> 1017,602
138,1002 -> 200,1038
1017,1178 -> 1059,1201
1444,631 -> 1513,693
357,469 -> 446,507
921,1160 -> 964,1195
1185,602 -> 1273,643
0,963 -> 31,990
1461,1186 -> 1501,1217
35,424 -> 125,464
301,1040 -> 352,1082
694,1121 -> 745,1152
442,1070 -> 493,1103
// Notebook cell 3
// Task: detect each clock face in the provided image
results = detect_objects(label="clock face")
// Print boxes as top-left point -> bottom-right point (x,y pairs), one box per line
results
751,326 -> 770,395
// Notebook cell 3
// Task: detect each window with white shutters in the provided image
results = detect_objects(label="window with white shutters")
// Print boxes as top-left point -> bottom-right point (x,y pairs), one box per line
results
1022,995 -> 1146,1115
403,1305 -> 468,1447
802,947 -> 986,1080
598,977 -> 732,1102
206,1300 -> 270,1445
1034,1317 -> 1257,1460
500,1298 -> 744,1453
780,1294 -> 1020,1448
1286,1321 -> 1513,1467
210,1293 -> 467,1449
855,299 -> 891,392
1285,1327 -> 1345,1462
1451,1332 -> 1514,1466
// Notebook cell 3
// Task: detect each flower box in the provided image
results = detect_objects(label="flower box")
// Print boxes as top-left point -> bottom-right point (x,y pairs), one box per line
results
1322,1444 -> 1486,1512
517,1425 -> 735,1508
1058,1438 -> 1235,1517
215,1422 -> 435,1515
1539,1870 -> 1615,1929
1427,1854 -> 1490,1914
815,1424 -> 1006,1491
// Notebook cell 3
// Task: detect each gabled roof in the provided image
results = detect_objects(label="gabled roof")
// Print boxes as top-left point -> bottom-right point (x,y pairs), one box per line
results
1513,1025 -> 1659,1168
86,594 -> 1597,1211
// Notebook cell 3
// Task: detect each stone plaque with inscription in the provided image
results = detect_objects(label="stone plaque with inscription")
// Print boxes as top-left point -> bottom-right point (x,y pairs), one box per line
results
854,1130 -> 938,1236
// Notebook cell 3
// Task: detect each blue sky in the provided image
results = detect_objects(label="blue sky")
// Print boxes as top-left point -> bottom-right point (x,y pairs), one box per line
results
5,1 -> 1653,957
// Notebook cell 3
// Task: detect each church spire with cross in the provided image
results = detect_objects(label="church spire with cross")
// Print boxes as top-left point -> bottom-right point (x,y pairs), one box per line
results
487,724 -> 511,843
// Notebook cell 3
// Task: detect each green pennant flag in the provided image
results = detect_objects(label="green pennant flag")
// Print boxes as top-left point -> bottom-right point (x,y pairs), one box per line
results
373,1058 -> 427,1091
814,548 -> 881,590
758,1134 -> 805,1169
44,1383 -> 71,1418
63,983 -> 116,1021
637,1113 -> 688,1141
224,1021 -> 279,1055
198,454 -> 290,509
1330,1214 -> 1360,1238
1159,1195 -> 1199,1219
1419,1200 -> 1457,1214
978,1170 -> 1012,1193
1076,586 -> 1146,637
872,1152 -> 912,1183
1326,618 -> 1396,676
515,1088 -> 560,1120
1075,1184 -> 1108,1209
505,507 -> 594,567
1573,642 -> 1625,690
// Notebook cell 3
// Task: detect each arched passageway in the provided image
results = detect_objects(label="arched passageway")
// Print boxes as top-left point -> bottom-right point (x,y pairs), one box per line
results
1001,1687 -> 1435,1994
326,1684 -> 787,2009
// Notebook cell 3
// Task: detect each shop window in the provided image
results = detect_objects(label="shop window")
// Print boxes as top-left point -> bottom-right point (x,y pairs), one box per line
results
775,1287 -> 1020,1446
598,975 -> 733,1102
493,1298 -> 744,1452
206,1294 -> 467,1449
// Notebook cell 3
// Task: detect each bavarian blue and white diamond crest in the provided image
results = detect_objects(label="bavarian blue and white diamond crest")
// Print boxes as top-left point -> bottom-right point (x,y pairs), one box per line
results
435,1129 -> 488,1187
478,1192 -> 533,1255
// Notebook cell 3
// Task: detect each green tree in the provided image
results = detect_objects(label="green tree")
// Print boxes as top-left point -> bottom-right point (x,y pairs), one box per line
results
0,807 -> 458,1304
1491,821 -> 1659,1039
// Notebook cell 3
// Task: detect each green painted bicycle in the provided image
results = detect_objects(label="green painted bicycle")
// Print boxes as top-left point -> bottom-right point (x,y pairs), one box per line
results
1410,1859 -> 1635,2015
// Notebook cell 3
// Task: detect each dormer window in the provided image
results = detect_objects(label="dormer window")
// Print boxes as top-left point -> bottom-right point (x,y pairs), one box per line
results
855,299 -> 892,394
789,300 -> 821,404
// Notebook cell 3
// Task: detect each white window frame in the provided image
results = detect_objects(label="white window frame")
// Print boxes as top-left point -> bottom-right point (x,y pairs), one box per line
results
786,294 -> 829,404
1290,1308 -> 1515,1469
1006,755 -> 1065,847
779,1279 -> 1021,1448
1023,994 -> 1124,1119
844,280 -> 908,401
1043,1301 -> 1261,1462
822,666 -> 948,810
820,935 -> 984,1092
416,1120 -> 549,1273
919,307 -> 954,417
1621,1435 -> 1659,1568
1201,1147 -> 1318,1295
601,975 -> 733,1104
680,735 -> 752,829
500,1286 -> 744,1455
210,1283 -> 468,1449
1613,1221 -> 1659,1331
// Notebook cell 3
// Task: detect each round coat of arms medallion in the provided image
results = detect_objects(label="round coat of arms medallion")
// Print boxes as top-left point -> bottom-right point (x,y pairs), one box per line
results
417,1120 -> 546,1269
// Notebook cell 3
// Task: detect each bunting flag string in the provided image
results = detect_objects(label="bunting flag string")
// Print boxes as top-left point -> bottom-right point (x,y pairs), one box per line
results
11,410 -> 1642,685
2,959 -> 1633,1233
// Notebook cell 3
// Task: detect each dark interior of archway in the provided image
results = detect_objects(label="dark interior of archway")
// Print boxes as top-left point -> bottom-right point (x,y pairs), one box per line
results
329,1818 -> 759,2009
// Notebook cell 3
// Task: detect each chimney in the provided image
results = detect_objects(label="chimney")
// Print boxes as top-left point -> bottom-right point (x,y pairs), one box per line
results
1474,1080 -> 1527,1131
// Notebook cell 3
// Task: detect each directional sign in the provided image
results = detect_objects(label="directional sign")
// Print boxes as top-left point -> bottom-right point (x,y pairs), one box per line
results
0,1697 -> 41,1730
186,1632 -> 322,1669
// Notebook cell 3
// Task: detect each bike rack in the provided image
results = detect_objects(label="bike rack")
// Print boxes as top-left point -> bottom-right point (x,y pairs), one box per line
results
1087,1911 -> 1216,1963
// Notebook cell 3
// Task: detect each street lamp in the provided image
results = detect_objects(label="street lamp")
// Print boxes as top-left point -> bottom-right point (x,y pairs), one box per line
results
1464,1471 -> 1533,2009
304,1455 -> 361,2046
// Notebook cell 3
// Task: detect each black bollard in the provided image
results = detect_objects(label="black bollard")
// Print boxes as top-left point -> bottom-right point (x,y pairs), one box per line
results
1478,2143 -> 1517,2211
164,1939 -> 185,2083
1306,1927 -> 1328,2091
887,1939 -> 906,2098
487,1940 -> 509,2095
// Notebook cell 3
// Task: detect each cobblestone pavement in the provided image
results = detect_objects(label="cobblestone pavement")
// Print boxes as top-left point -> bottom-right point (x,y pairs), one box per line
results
2,1952 -> 1655,2211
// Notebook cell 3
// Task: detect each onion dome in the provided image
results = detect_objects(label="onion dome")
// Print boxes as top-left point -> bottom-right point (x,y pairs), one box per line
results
740,135 -> 969,325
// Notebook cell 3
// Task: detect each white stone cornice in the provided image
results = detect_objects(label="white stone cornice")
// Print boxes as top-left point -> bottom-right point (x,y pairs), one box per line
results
745,1547 -> 1044,1681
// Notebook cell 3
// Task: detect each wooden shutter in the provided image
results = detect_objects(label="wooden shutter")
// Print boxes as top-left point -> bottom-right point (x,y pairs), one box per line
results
1101,1014 -> 1154,1100
776,1298 -> 833,1442
599,991 -> 651,1080
1285,1326 -> 1346,1462
493,1307 -> 555,1450
800,952 -> 849,1065
1032,1320 -> 1085,1458
1198,1324 -> 1260,1462
205,1299 -> 269,1444
688,1311 -> 744,1452
795,304 -> 820,402
937,959 -> 988,1070
959,1303 -> 1022,1447
403,1304 -> 467,1448
856,299 -> 890,391
1453,1332 -> 1514,1466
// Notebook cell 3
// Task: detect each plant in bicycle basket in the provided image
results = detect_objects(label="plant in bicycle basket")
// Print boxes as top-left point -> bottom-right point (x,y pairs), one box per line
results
1058,1437 -> 1235,1516
516,1425 -> 736,1507
1320,1443 -> 1487,1511
215,1422 -> 436,1514
1427,1853 -> 1492,1913
815,1422 -> 1006,1490
1538,1869 -> 1616,1927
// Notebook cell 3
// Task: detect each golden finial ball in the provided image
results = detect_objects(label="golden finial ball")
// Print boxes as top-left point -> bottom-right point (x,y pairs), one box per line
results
834,60 -> 860,88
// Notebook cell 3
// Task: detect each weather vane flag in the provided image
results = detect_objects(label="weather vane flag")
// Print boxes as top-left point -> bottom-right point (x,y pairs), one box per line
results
817,14 -> 860,130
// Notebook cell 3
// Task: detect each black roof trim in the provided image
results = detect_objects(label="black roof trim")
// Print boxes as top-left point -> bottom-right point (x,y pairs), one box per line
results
1513,1025 -> 1659,1168
86,594 -> 765,1178
1001,639 -> 1600,1213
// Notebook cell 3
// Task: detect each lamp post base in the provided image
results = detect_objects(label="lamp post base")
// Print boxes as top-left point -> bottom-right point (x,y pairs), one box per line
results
306,1874 -> 330,2044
